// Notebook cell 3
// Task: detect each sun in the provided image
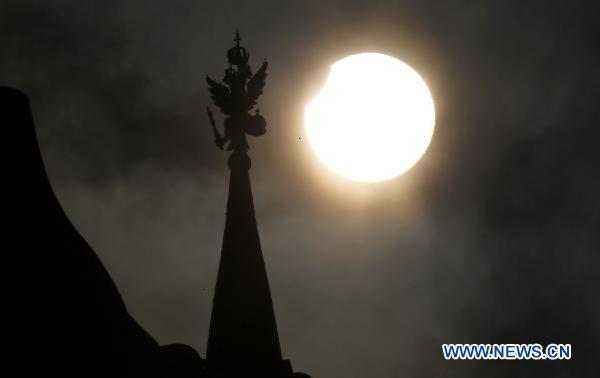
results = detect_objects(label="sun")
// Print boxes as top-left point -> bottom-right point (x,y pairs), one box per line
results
305,53 -> 435,182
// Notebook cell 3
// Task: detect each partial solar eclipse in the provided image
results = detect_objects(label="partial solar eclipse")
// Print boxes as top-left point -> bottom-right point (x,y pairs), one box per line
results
305,53 -> 435,182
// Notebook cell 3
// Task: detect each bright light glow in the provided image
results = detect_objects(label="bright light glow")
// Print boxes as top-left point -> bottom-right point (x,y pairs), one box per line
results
305,53 -> 435,182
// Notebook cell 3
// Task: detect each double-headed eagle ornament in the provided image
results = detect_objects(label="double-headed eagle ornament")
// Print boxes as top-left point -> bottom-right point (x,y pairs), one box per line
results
207,32 -> 268,151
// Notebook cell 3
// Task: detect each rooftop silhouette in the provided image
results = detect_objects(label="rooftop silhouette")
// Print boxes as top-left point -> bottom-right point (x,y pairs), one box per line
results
3,86 -> 204,377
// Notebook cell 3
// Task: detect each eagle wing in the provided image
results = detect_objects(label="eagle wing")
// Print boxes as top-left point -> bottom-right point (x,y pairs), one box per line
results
245,61 -> 268,111
206,75 -> 232,115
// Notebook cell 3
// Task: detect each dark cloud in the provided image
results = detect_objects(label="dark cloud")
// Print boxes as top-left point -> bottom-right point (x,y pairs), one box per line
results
2,1 -> 598,377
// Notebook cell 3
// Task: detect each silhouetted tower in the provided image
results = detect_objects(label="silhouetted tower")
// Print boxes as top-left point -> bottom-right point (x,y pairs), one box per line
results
205,33 -> 309,378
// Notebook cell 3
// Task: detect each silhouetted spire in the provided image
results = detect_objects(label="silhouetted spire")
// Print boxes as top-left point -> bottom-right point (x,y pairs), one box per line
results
205,36 -> 309,378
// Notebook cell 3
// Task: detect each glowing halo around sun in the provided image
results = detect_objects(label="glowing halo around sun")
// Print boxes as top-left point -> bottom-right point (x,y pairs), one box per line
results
305,53 -> 435,182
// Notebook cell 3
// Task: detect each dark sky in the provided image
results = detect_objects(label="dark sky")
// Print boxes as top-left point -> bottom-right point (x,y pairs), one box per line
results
2,1 -> 599,377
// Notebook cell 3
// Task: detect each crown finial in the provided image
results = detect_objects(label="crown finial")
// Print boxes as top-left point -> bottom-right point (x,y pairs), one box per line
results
234,30 -> 241,47
227,30 -> 249,67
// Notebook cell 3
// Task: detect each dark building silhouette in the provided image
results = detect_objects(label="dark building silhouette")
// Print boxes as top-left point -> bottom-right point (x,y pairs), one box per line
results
2,86 -> 203,377
205,33 -> 310,378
